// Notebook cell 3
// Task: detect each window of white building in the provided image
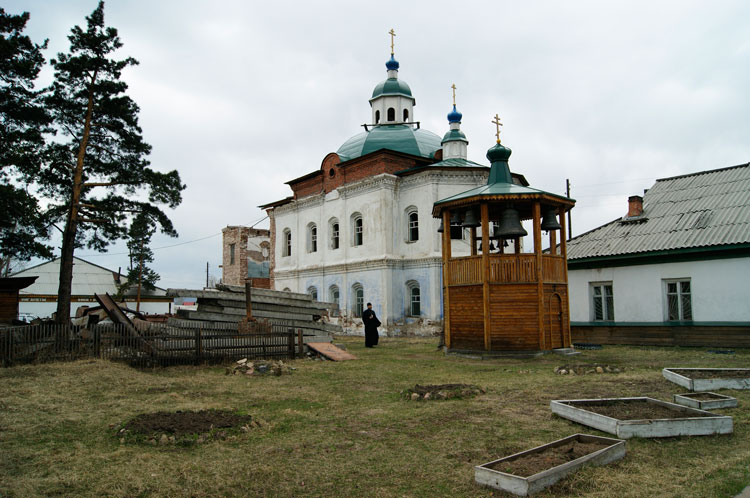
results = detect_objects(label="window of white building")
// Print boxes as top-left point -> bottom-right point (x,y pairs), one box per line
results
351,213 -> 363,246
352,284 -> 364,317
406,281 -> 420,316
329,285 -> 339,306
329,218 -> 340,250
591,282 -> 614,321
405,207 -> 419,242
282,229 -> 292,257
307,223 -> 317,253
665,279 -> 692,321
308,286 -> 318,301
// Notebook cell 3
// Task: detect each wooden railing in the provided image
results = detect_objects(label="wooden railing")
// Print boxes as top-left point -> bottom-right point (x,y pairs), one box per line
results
447,256 -> 482,285
446,254 -> 567,285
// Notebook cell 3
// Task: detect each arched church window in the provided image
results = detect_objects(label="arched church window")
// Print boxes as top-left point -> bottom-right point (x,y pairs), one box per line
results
307,223 -> 317,253
351,213 -> 363,246
406,207 -> 419,242
307,286 -> 318,301
329,285 -> 339,306
329,218 -> 340,250
406,281 -> 421,316
375,110 -> 380,124
403,108 -> 409,121
352,283 -> 364,317
387,107 -> 395,122
283,229 -> 292,257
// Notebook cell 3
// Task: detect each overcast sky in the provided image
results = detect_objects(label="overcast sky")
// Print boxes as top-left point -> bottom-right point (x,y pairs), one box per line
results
8,0 -> 750,290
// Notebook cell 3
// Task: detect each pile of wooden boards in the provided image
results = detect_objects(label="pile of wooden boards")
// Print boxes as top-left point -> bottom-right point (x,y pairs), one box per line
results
166,287 -> 341,342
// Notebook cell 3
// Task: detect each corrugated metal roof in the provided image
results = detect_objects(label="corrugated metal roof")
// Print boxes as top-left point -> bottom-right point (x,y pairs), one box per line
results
567,163 -> 750,261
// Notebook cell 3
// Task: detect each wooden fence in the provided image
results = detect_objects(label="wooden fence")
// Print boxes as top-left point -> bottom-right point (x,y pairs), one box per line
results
0,320 -> 302,367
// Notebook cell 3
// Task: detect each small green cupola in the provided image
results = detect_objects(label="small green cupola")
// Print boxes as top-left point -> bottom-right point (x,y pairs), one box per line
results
441,84 -> 469,160
369,29 -> 416,126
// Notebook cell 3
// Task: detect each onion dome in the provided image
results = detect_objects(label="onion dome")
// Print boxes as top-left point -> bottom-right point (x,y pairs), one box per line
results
486,142 -> 512,163
447,105 -> 462,124
385,55 -> 400,71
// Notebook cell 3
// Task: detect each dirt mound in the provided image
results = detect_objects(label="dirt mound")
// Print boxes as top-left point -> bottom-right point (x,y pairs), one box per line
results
117,409 -> 256,445
404,383 -> 485,401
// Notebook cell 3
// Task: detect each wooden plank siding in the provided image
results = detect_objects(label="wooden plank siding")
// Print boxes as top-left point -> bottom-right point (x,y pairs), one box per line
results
447,255 -> 567,286
572,325 -> 750,348
448,286 -> 485,350
488,284 -> 540,350
0,291 -> 19,323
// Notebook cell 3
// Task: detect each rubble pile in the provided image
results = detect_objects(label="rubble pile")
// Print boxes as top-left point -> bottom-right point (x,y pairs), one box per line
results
225,358 -> 295,376
555,364 -> 624,375
403,383 -> 485,401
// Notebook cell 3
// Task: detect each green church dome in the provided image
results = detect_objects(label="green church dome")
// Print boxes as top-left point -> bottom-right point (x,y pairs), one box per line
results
371,78 -> 414,100
337,125 -> 441,162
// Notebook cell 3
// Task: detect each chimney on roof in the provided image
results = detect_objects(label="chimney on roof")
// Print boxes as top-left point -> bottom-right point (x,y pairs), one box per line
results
627,195 -> 643,217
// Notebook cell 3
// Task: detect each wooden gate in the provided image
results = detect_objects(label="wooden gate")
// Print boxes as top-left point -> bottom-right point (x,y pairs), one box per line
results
547,293 -> 564,349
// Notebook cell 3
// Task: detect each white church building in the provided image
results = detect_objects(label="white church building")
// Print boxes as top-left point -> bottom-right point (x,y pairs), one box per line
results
261,47 -> 527,335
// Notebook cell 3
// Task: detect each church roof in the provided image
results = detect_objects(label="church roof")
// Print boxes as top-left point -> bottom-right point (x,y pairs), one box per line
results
370,77 -> 413,101
337,124 -> 441,162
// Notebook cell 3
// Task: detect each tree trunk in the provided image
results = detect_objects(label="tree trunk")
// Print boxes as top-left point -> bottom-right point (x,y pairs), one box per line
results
55,72 -> 97,323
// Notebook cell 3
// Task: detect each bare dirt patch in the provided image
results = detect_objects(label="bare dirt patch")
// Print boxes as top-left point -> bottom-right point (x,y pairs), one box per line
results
672,369 -> 750,379
487,439 -> 611,477
403,383 -> 485,401
567,399 -> 714,420
117,409 -> 256,445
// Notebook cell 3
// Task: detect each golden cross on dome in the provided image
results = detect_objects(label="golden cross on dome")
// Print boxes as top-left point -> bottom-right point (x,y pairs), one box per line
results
388,28 -> 396,55
451,84 -> 456,106
492,114 -> 503,143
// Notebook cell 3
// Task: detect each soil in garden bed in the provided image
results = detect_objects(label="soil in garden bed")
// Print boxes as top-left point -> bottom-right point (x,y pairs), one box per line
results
487,439 -> 611,477
568,400 -> 714,419
672,369 -> 750,379
681,392 -> 728,400
122,409 -> 253,437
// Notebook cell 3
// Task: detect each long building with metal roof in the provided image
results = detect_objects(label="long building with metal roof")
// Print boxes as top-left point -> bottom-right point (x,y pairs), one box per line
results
566,162 -> 750,347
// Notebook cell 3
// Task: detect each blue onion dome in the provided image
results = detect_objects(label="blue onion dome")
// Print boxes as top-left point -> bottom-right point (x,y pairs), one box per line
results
447,105 -> 463,124
385,55 -> 400,71
486,142 -> 512,163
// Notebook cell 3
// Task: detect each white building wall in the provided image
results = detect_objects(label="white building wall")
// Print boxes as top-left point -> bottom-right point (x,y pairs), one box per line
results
568,257 -> 750,323
272,169 -> 487,335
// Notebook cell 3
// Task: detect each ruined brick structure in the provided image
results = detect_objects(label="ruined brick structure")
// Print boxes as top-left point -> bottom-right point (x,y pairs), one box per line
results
221,226 -> 271,288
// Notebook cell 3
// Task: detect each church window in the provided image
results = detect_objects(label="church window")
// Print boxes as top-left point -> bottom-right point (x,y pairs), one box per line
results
308,286 -> 318,301
375,110 -> 380,124
283,229 -> 292,257
352,284 -> 364,317
403,108 -> 409,121
307,223 -> 317,253
352,213 -> 363,246
329,218 -> 340,250
407,282 -> 421,316
283,287 -> 291,292
329,285 -> 340,306
229,243 -> 236,265
387,107 -> 395,122
406,208 -> 419,242
329,168 -> 335,178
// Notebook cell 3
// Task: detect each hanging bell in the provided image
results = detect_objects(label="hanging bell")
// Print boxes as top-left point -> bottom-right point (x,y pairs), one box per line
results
541,207 -> 562,231
450,210 -> 463,225
437,218 -> 444,233
461,208 -> 480,228
495,208 -> 528,238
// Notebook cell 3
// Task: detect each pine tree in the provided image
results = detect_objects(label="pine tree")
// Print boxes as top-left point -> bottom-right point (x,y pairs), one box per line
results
0,8 -> 53,275
42,2 -> 184,322
118,212 -> 160,311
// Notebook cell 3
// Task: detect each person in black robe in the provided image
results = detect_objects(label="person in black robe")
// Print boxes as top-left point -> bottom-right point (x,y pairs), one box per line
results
362,302 -> 380,348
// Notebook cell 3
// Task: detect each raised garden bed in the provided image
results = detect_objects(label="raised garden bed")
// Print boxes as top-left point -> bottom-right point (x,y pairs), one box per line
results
474,433 -> 625,496
673,392 -> 738,410
550,397 -> 733,438
663,368 -> 750,391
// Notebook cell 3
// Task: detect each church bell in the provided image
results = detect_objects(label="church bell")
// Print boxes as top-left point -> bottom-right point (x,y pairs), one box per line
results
437,219 -> 444,233
494,208 -> 528,238
540,207 -> 562,231
461,209 -> 480,228
450,210 -> 463,225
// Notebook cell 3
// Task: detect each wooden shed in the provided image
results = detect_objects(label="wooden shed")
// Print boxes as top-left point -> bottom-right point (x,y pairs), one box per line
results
433,139 -> 575,354
0,277 -> 38,323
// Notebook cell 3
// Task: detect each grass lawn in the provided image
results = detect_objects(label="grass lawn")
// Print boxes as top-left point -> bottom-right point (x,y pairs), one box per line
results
1,336 -> 749,497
